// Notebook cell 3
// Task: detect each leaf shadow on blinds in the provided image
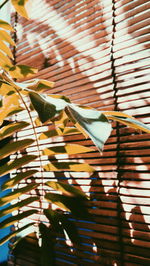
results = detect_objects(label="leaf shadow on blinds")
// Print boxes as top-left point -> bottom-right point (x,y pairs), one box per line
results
9,0 -> 150,265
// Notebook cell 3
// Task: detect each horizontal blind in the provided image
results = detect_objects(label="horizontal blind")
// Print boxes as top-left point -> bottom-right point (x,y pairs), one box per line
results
9,0 -> 150,265
113,0 -> 150,265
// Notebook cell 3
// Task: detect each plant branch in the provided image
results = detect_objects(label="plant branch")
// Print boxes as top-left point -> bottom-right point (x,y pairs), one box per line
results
13,87 -> 45,220
0,0 -> 9,9
0,79 -> 10,85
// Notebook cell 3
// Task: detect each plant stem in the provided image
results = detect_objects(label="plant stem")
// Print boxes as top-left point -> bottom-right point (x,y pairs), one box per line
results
0,79 -> 10,85
0,0 -> 9,9
14,87 -> 44,219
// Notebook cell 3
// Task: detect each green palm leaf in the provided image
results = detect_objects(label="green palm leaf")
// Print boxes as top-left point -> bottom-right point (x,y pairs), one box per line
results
0,155 -> 37,177
0,223 -> 35,246
2,169 -> 38,191
0,121 -> 30,141
0,139 -> 35,160
0,197 -> 39,218
0,183 -> 38,207
43,209 -> 63,233
0,209 -> 38,229
45,193 -> 89,218
44,161 -> 94,172
39,223 -> 56,266
46,181 -> 88,199
44,209 -> 80,244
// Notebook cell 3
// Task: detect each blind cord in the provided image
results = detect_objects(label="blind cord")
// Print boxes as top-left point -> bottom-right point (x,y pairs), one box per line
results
8,12 -> 18,266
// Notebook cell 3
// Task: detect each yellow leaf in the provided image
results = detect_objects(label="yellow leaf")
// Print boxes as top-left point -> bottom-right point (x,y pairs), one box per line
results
0,83 -> 15,96
39,128 -> 62,140
54,111 -> 68,129
0,40 -> 14,59
0,30 -> 15,46
43,144 -> 94,156
34,118 -> 42,127
7,65 -> 38,79
63,127 -> 80,135
103,111 -> 150,133
45,195 -> 70,212
22,79 -> 54,91
71,163 -> 94,172
63,144 -> 94,154
44,162 -> 94,172
38,79 -> 54,88
0,69 -> 22,92
11,0 -> 30,19
0,121 -> 30,141
0,51 -> 13,66
0,19 -> 14,31
103,111 -> 132,118
46,181 -> 88,199
74,122 -> 89,138
0,192 -> 21,206
0,94 -> 20,124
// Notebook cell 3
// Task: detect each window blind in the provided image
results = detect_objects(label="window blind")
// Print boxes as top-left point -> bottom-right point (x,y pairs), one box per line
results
9,0 -> 150,265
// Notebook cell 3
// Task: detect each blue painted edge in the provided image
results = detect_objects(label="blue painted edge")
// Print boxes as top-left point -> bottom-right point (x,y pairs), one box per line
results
0,174 -> 11,264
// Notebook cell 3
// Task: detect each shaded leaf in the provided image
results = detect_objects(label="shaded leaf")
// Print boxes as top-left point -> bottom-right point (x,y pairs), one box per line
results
43,144 -> 94,156
0,209 -> 38,229
103,111 -> 150,133
2,169 -> 38,190
39,223 -> 56,266
0,183 -> 38,207
10,226 -> 36,250
44,162 -> 94,172
0,121 -> 30,141
9,232 -> 39,250
29,92 -> 57,123
59,214 -> 80,244
11,0 -> 30,19
44,209 -> 80,244
0,197 -> 39,218
0,223 -> 35,246
66,105 -> 112,151
45,193 -> 70,212
0,154 -> 37,177
46,181 -> 87,199
45,193 -> 89,218
0,139 -> 35,160
44,209 -> 63,233
39,128 -> 62,140
29,92 -> 68,123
